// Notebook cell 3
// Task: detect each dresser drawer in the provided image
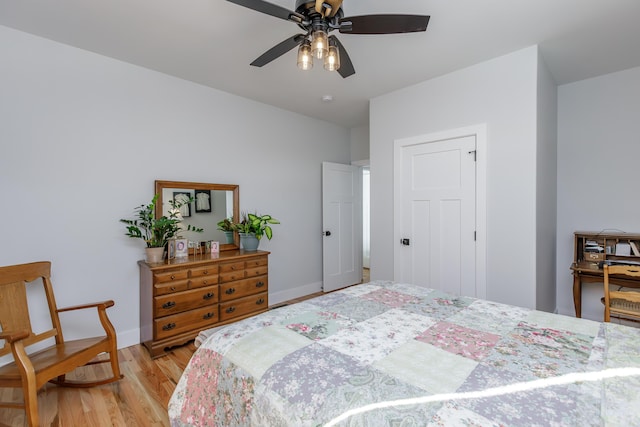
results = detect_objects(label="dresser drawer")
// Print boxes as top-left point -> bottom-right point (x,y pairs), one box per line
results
190,264 -> 218,278
219,261 -> 244,274
245,256 -> 267,277
154,270 -> 189,284
154,285 -> 218,317
189,276 -> 218,289
245,265 -> 268,277
218,261 -> 245,283
154,305 -> 218,340
219,276 -> 268,302
246,257 -> 268,268
154,280 -> 189,296
219,292 -> 268,321
219,269 -> 245,283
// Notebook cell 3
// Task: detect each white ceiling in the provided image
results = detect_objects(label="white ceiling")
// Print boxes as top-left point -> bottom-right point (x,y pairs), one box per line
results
2,0 -> 640,128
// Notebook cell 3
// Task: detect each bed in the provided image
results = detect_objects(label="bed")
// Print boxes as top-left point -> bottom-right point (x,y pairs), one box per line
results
168,280 -> 640,426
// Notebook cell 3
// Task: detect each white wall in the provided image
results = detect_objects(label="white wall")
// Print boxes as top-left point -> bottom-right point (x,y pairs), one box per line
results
556,65 -> 640,320
350,124 -> 370,163
535,51 -> 558,313
370,46 -> 540,309
0,25 -> 350,349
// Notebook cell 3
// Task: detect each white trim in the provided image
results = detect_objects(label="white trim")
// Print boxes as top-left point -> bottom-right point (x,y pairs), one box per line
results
393,124 -> 487,299
269,281 -> 323,305
351,159 -> 370,167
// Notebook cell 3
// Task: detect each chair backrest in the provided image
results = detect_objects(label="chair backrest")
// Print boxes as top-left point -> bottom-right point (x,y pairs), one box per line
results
0,261 -> 63,357
603,264 -> 640,321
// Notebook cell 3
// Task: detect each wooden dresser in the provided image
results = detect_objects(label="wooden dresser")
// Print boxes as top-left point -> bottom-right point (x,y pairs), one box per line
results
139,250 -> 269,358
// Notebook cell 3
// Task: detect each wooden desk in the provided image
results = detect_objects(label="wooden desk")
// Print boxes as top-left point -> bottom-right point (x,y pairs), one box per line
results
571,261 -> 640,318
571,231 -> 640,318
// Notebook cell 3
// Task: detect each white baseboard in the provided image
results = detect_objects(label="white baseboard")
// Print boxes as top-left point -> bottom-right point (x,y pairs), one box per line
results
117,328 -> 141,349
269,281 -> 323,306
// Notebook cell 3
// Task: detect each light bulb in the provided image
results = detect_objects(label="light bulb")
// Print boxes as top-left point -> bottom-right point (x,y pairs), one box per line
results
324,44 -> 340,71
311,30 -> 328,59
297,41 -> 313,70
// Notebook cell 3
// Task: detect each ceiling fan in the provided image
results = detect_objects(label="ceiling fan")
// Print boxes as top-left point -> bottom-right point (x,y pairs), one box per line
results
227,0 -> 430,78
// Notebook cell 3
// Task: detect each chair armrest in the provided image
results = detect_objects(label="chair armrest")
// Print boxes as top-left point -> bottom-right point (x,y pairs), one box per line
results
0,329 -> 30,343
57,300 -> 115,313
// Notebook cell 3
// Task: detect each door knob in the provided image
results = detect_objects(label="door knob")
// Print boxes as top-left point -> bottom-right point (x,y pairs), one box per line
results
323,231 -> 332,236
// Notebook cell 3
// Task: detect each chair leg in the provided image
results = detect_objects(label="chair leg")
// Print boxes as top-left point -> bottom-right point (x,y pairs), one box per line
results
109,347 -> 123,380
10,341 -> 40,426
23,381 -> 39,427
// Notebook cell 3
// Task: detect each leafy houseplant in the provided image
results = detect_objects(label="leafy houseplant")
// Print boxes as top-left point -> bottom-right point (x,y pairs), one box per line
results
234,212 -> 280,251
120,194 -> 203,261
216,217 -> 235,233
217,217 -> 235,244
235,212 -> 280,240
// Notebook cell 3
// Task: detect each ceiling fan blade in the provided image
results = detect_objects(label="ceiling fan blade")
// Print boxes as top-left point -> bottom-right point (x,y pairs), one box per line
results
339,14 -> 430,34
250,34 -> 306,67
329,36 -> 355,78
226,0 -> 304,24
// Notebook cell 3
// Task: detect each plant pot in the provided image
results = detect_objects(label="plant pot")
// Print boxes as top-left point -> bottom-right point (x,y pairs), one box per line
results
239,232 -> 260,251
145,247 -> 165,263
223,230 -> 235,244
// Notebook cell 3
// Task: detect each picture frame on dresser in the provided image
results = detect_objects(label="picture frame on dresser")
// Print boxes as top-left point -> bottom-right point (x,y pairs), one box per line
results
175,238 -> 188,258
168,239 -> 176,259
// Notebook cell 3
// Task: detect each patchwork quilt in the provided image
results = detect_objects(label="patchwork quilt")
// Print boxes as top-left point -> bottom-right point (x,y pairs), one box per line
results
168,281 -> 640,426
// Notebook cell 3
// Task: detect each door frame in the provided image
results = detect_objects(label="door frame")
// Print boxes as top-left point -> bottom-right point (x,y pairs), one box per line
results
352,160 -> 370,270
393,124 -> 487,299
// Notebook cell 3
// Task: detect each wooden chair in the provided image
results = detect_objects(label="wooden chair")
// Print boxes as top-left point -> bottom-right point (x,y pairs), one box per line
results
0,261 -> 123,426
603,264 -> 640,322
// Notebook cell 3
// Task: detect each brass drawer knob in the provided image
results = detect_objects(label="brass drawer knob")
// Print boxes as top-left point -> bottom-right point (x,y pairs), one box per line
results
225,288 -> 236,295
203,270 -> 208,275
226,306 -> 236,314
162,301 -> 176,309
256,281 -> 264,288
203,292 -> 215,300
170,286 -> 176,291
170,275 -> 175,280
203,312 -> 215,320
162,322 -> 176,331
256,298 -> 265,305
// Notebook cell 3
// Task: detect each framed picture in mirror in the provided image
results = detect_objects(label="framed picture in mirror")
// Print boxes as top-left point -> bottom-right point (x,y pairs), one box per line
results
173,192 -> 192,217
195,190 -> 212,213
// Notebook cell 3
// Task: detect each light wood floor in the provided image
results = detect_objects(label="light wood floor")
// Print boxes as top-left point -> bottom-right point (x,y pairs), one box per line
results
0,271 -> 370,426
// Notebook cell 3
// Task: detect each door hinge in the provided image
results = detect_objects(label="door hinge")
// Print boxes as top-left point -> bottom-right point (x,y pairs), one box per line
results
468,150 -> 477,161
474,231 -> 477,241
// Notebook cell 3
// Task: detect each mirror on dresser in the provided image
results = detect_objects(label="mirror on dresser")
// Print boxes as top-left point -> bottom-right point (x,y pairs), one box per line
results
154,180 -> 239,251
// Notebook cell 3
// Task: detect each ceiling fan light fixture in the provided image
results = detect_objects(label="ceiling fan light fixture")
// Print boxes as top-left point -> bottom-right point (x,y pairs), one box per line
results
311,30 -> 328,59
324,42 -> 340,71
297,39 -> 313,70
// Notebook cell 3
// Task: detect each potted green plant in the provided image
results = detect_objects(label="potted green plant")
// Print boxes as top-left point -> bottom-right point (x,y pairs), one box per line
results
234,212 -> 280,251
120,194 -> 203,262
216,217 -> 236,244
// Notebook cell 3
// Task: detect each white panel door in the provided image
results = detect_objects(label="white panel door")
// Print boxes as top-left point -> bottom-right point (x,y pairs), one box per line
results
322,162 -> 362,292
394,134 -> 477,296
